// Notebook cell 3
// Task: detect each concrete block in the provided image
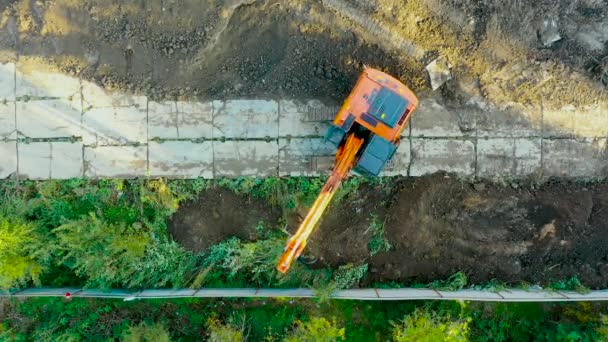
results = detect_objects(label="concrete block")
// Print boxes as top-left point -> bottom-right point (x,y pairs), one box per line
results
0,63 -> 15,101
51,142 -> 83,179
544,104 -> 608,138
193,288 -> 258,298
213,140 -> 278,177
331,289 -> 379,299
375,288 -> 441,299
278,138 -> 335,176
14,287 -> 82,297
0,101 -> 15,139
18,142 -> 51,179
84,145 -> 147,178
411,98 -> 475,137
477,138 -> 542,177
137,289 -> 197,298
16,100 -> 82,138
148,141 -> 213,178
16,67 -> 80,98
477,103 -> 542,137
81,80 -> 147,109
381,140 -> 411,176
83,106 -> 147,145
557,290 -> 608,301
278,99 -> 336,137
438,289 -> 503,301
148,101 -> 213,139
542,138 -> 607,177
254,288 -> 315,298
77,289 -> 134,298
212,100 -> 278,138
410,138 -> 476,176
498,289 -> 567,302
0,141 -> 17,178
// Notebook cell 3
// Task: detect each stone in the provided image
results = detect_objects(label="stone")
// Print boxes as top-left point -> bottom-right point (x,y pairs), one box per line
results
0,63 -> 15,101
477,138 -> 542,177
278,138 -> 336,176
213,140 -> 278,177
0,101 -> 15,139
84,145 -> 147,178
148,141 -> 213,178
16,100 -> 82,138
410,138 -> 475,176
0,141 -> 17,178
425,57 -> 452,91
411,98 -> 475,137
82,106 -> 147,145
539,18 -> 562,47
212,100 -> 278,138
16,66 -> 80,98
542,138 -> 607,177
278,100 -> 337,137
543,104 -> 608,138
18,142 -> 51,179
51,142 -> 84,179
477,103 -> 542,137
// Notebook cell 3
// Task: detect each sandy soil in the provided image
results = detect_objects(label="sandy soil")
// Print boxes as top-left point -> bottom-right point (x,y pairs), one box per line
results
170,175 -> 608,288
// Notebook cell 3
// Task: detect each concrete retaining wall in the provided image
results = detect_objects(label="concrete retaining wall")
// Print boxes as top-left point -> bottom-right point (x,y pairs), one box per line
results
1,62 -> 607,180
4,287 -> 608,302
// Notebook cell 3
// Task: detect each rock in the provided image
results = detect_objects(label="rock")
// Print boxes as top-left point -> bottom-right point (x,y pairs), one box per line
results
473,183 -> 486,192
539,18 -> 562,47
425,57 -> 452,91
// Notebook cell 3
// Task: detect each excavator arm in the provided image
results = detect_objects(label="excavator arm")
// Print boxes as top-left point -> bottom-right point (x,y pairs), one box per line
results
277,133 -> 364,274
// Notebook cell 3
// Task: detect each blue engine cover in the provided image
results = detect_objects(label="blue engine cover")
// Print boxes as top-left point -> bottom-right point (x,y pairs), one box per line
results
354,135 -> 397,176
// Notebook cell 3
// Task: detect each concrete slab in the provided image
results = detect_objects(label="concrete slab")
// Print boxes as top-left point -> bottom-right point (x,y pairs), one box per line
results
51,142 -> 84,179
18,142 -> 51,179
498,289 -> 568,302
212,100 -> 278,138
381,140 -> 411,176
410,138 -> 476,176
149,141 -> 213,178
438,289 -> 503,301
83,106 -> 147,145
0,141 -> 17,178
148,101 -> 213,139
13,287 -> 82,297
477,138 -> 542,177
542,138 -> 607,177
137,289 -> 197,298
81,80 -> 147,109
331,289 -> 379,300
557,290 -> 608,301
16,100 -> 82,138
0,101 -> 15,139
16,67 -> 80,99
84,145 -> 147,178
254,288 -> 315,298
0,63 -> 15,101
278,99 -> 336,137
544,104 -> 608,138
411,98 -> 475,137
375,288 -> 441,300
77,289 -> 134,298
213,140 -> 278,177
477,103 -> 542,137
278,138 -> 335,176
193,288 -> 258,298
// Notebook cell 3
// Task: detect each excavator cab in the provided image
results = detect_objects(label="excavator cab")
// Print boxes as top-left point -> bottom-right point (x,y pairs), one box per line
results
326,68 -> 418,176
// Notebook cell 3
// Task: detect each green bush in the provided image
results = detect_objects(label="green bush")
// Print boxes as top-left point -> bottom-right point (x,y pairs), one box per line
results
367,215 -> 391,256
207,317 -> 244,342
122,322 -> 171,342
0,218 -> 47,289
284,317 -> 345,342
392,308 -> 470,342
333,263 -> 368,289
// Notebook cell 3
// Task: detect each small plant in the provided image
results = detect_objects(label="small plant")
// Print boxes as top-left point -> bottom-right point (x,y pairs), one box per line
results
392,308 -> 470,342
367,215 -> 391,256
207,317 -> 245,342
549,276 -> 590,294
284,317 -> 345,342
429,272 -> 468,291
333,263 -> 368,289
122,322 -> 171,342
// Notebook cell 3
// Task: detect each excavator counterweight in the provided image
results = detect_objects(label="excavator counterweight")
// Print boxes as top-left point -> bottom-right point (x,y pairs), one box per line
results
277,68 -> 419,274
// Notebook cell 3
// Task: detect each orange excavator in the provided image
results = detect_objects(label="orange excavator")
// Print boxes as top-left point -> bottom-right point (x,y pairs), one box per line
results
277,68 -> 419,274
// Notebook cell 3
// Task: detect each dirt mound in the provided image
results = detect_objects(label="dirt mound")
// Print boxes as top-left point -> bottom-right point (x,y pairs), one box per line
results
170,176 -> 608,288
168,188 -> 280,252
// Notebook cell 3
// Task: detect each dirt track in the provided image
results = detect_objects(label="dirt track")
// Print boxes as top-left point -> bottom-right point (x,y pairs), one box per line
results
170,175 -> 608,288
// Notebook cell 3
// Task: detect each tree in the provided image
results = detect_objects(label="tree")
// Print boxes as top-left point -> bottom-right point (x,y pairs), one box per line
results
392,308 -> 470,342
284,317 -> 345,342
53,214 -> 150,288
0,218 -> 46,289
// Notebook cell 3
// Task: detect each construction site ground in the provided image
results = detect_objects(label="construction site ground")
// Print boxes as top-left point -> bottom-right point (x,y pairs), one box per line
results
1,0 -> 608,288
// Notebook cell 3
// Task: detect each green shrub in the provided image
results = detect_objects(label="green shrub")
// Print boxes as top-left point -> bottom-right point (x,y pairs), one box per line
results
122,322 -> 171,342
207,317 -> 245,342
333,263 -> 368,289
0,218 -> 47,289
284,317 -> 345,342
429,272 -> 468,291
367,215 -> 391,256
392,308 -> 470,342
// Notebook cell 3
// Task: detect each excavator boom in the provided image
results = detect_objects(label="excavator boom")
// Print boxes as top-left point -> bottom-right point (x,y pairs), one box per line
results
277,134 -> 364,274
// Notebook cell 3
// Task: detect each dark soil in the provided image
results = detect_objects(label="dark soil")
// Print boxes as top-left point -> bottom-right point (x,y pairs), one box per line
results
170,175 -> 608,288
168,188 -> 280,252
